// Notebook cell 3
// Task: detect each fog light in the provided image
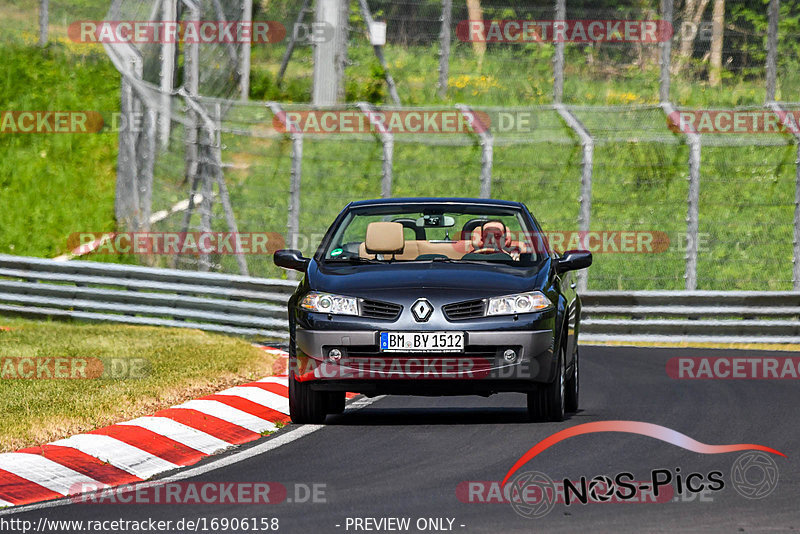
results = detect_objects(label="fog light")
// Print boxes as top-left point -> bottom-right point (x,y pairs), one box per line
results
327,348 -> 343,362
503,349 -> 517,362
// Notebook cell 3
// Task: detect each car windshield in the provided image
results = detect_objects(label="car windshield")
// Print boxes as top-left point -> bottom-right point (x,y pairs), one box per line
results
318,203 -> 546,266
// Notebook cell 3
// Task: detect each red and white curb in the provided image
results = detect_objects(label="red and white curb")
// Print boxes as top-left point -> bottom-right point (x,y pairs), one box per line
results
0,345 -> 328,509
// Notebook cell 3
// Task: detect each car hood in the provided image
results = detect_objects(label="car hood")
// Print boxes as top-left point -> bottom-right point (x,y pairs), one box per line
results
307,260 -> 549,299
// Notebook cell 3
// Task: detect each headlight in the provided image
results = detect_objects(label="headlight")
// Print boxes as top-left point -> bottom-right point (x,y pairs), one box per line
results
486,291 -> 552,316
299,291 -> 359,316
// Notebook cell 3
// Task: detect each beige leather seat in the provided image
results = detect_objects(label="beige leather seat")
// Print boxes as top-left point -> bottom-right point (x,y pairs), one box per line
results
358,221 -> 503,261
363,221 -> 405,257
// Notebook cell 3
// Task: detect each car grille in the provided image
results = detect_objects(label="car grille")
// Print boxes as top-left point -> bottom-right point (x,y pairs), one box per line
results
360,299 -> 403,320
346,348 -> 495,358
344,350 -> 497,375
443,299 -> 486,320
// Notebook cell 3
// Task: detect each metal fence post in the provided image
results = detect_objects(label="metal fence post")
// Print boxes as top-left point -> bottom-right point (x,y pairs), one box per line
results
211,102 -> 249,276
176,0 -> 202,270
663,103 -> 701,290
794,144 -> 800,290
138,102 -> 156,233
117,68 -> 139,232
198,138 -> 214,272
38,0 -> 48,46
357,0 -> 401,106
768,102 -> 800,288
686,139 -> 700,290
765,0 -> 780,103
555,104 -> 593,292
181,96 -> 250,276
159,0 -> 177,149
357,103 -> 394,197
659,0 -> 673,102
269,103 -> 303,280
553,0 -> 565,103
456,105 -> 492,198
438,0 -> 452,99
183,0 -> 200,177
117,56 -> 151,233
240,0 -> 253,100
662,103 -> 700,289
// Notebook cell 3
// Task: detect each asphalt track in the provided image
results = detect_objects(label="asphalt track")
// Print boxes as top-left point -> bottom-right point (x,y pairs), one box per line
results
5,346 -> 799,533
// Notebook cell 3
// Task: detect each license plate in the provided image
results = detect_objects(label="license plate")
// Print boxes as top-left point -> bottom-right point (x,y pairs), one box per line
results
380,332 -> 464,352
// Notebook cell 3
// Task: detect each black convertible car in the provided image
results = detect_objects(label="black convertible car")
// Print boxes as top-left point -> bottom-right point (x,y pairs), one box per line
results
274,198 -> 591,423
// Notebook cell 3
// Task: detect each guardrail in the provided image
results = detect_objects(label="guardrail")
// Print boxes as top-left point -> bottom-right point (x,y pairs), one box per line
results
0,254 -> 296,339
581,290 -> 800,344
1,255 -> 799,344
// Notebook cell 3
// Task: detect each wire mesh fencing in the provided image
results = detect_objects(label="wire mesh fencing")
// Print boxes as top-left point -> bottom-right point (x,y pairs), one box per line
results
108,93 -> 799,291
7,0 -> 800,291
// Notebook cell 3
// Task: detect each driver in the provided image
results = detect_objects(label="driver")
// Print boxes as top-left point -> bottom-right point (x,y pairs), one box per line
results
470,220 -> 521,259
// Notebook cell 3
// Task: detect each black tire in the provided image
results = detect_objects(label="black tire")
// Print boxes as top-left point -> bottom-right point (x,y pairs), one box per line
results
288,371 -> 328,424
326,392 -> 346,414
565,346 -> 579,413
527,338 -> 566,422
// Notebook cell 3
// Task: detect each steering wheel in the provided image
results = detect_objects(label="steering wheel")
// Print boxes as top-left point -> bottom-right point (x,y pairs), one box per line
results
471,246 -> 520,260
472,247 -> 504,255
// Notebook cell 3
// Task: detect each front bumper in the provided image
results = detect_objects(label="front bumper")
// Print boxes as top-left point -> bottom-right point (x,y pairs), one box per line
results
293,328 -> 555,395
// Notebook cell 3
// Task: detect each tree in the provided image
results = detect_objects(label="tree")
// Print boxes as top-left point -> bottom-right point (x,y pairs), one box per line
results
466,0 -> 485,67
709,0 -> 724,85
675,0 -> 711,73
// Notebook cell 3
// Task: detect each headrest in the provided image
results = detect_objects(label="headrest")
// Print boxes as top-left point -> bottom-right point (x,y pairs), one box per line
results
471,220 -> 512,249
365,222 -> 405,254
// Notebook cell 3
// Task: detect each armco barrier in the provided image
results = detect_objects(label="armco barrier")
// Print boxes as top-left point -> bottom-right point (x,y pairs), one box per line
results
581,290 -> 800,344
0,254 -> 295,339
1,255 -> 799,343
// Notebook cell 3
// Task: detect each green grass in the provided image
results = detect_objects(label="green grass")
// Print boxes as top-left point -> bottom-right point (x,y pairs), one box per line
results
0,317 -> 280,452
0,43 -> 119,257
251,37 -> 792,108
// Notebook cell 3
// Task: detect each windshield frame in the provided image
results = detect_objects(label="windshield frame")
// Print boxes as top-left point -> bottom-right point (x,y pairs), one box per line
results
314,200 -> 550,267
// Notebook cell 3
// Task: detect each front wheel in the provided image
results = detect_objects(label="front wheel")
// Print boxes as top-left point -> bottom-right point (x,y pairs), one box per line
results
565,346 -> 579,413
527,340 -> 566,422
288,371 -> 328,424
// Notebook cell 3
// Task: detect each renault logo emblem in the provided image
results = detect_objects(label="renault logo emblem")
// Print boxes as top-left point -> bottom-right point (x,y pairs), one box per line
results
411,298 -> 433,322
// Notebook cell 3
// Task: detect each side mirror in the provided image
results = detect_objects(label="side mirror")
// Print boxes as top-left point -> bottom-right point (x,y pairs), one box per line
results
555,250 -> 592,274
274,249 -> 309,272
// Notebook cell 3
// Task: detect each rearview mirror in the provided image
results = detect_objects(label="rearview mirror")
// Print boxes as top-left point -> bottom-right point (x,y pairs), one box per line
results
415,214 -> 455,228
274,249 -> 309,272
555,250 -> 592,274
